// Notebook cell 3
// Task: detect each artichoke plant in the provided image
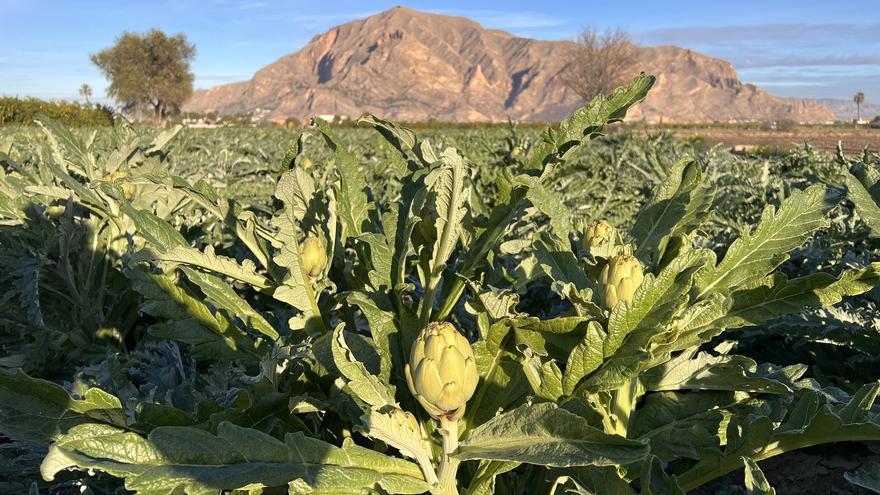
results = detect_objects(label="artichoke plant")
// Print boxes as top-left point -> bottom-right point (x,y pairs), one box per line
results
598,254 -> 644,309
582,219 -> 617,252
300,235 -> 327,282
7,73 -> 880,495
405,322 -> 479,420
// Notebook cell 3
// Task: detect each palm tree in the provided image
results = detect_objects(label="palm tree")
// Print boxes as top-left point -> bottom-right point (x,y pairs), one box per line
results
79,83 -> 93,104
854,92 -> 865,124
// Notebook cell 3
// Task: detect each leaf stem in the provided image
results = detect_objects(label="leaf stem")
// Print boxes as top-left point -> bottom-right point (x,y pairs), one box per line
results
435,416 -> 461,495
609,376 -> 638,437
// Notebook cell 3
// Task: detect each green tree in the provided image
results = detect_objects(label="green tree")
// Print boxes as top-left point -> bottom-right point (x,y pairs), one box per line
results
854,91 -> 866,124
91,29 -> 195,121
78,83 -> 92,104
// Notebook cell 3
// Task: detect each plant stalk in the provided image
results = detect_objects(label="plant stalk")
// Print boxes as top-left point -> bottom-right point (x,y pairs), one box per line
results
434,415 -> 461,495
609,376 -> 638,437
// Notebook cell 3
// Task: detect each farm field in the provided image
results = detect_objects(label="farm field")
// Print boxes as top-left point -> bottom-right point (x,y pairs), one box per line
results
633,124 -> 880,154
3,78 -> 880,494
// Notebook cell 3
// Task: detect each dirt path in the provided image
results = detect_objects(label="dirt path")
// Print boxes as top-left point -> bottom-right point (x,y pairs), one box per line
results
634,126 -> 880,154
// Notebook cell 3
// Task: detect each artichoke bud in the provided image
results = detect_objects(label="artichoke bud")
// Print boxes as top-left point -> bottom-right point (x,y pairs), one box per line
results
405,322 -> 479,420
583,220 -> 617,253
104,170 -> 136,201
598,255 -> 644,310
300,236 -> 327,282
46,205 -> 66,219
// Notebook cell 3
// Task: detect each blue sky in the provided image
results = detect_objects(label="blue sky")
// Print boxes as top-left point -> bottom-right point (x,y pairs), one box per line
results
1,0 -> 878,103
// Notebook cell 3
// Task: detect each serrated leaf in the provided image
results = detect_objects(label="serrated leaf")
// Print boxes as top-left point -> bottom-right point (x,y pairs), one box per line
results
844,162 -> 880,235
641,348 -> 800,394
181,267 -> 279,340
563,322 -> 605,396
41,423 -> 429,495
330,325 -> 396,409
845,462 -> 880,494
426,148 -> 468,275
132,270 -> 261,361
0,369 -> 124,444
520,347 -> 564,402
464,460 -> 520,495
345,291 -> 399,385
640,456 -> 685,495
694,184 -> 829,299
678,383 -> 880,491
604,247 -> 705,357
122,202 -> 188,249
466,322 -> 530,428
512,175 -> 571,241
743,457 -> 776,495
360,407 -> 436,484
457,402 -> 649,467
134,244 -> 272,290
631,159 -> 713,265
717,263 -> 880,329
631,391 -> 733,462
526,73 -> 655,170
315,118 -> 371,241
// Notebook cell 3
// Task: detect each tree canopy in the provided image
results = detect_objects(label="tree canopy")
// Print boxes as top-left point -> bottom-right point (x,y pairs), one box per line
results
91,29 -> 195,121
562,27 -> 638,102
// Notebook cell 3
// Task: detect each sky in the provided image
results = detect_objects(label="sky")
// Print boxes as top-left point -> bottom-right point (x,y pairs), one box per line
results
1,0 -> 878,104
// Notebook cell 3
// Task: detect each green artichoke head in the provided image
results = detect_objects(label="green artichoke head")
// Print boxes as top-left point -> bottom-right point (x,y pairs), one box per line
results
583,219 -> 617,253
598,254 -> 644,310
300,236 -> 327,282
405,322 -> 479,420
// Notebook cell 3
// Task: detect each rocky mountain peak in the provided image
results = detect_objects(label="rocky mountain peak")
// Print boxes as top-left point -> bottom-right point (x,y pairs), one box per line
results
184,7 -> 835,124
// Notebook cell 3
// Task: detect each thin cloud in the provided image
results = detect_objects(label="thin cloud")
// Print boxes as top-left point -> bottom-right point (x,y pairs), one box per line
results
739,53 -> 880,68
236,1 -> 268,10
642,23 -> 880,44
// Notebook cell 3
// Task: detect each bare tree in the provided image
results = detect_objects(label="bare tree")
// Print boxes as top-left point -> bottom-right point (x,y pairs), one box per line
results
562,27 -> 638,101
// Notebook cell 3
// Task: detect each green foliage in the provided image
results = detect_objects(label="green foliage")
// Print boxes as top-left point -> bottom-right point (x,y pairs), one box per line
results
91,28 -> 195,120
0,97 -> 113,127
1,73 -> 880,494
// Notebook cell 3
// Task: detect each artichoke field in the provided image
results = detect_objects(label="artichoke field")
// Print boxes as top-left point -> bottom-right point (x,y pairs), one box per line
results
2,73 -> 880,494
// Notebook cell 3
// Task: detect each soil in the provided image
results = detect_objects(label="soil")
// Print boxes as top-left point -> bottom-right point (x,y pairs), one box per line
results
632,126 -> 880,154
692,442 -> 880,494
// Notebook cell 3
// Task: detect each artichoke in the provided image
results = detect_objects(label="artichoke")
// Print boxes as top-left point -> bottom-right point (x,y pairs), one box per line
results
598,255 -> 644,310
105,170 -> 136,201
583,219 -> 617,251
405,322 -> 479,419
300,236 -> 327,282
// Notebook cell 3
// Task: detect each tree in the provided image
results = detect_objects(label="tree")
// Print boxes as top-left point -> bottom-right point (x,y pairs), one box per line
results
854,91 -> 866,124
78,83 -> 92,104
91,29 -> 195,121
561,27 -> 638,102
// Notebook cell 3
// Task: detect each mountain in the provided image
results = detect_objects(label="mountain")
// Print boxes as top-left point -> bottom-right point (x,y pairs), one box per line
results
810,98 -> 880,122
184,6 -> 835,124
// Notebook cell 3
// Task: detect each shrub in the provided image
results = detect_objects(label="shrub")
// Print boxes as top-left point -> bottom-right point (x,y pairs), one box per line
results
0,97 -> 114,127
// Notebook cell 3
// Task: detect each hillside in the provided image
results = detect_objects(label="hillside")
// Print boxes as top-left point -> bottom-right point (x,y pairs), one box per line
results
811,98 -> 880,122
184,6 -> 835,124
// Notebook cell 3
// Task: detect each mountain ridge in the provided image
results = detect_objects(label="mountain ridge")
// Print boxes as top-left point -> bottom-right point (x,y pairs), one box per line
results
810,98 -> 879,121
184,6 -> 835,124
